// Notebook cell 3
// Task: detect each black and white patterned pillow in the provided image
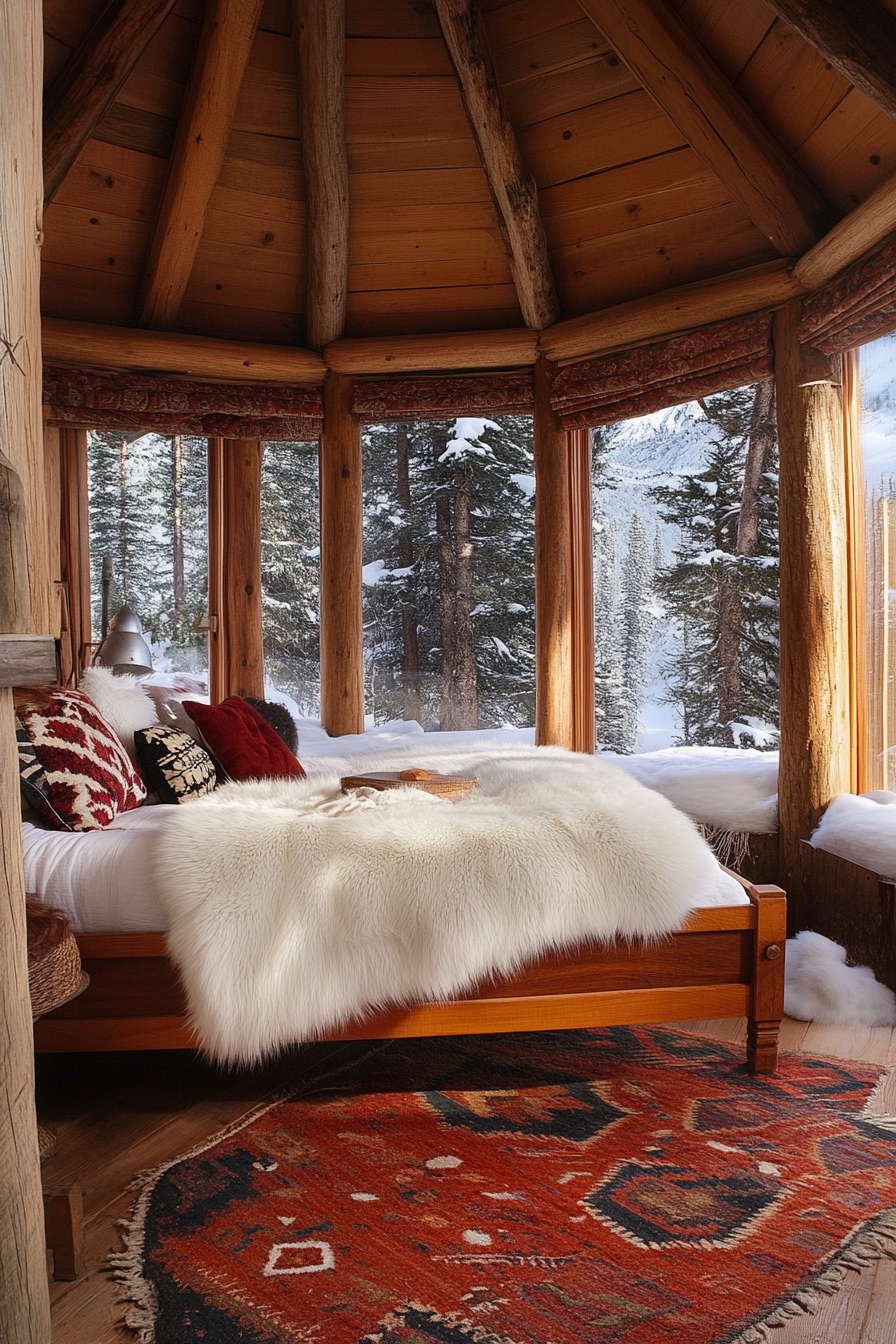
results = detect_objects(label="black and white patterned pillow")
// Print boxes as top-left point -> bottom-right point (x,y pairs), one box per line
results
16,728 -> 71,829
134,725 -> 217,805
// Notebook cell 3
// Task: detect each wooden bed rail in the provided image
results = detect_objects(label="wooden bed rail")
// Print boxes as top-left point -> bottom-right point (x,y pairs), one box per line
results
34,884 -> 787,1071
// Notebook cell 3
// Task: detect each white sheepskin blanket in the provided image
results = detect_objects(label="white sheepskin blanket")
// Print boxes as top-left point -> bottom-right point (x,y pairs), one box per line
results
154,746 -> 743,1064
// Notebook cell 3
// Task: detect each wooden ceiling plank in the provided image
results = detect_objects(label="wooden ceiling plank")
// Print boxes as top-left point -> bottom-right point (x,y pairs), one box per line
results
795,167 -> 896,291
42,315 -> 326,383
575,0 -> 827,255
43,0 -> 179,204
434,0 -> 560,330
795,92 -> 896,216
138,0 -> 266,329
293,0 -> 350,350
764,0 -> 896,124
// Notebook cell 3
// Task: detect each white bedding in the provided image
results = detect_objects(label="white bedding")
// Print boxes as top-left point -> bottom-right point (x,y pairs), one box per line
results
22,739 -> 748,935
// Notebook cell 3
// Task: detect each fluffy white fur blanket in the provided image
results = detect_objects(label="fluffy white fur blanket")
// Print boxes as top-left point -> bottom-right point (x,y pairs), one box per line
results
154,746 -> 743,1063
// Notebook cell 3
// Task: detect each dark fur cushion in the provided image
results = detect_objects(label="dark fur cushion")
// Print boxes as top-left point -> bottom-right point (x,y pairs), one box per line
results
241,697 -> 299,754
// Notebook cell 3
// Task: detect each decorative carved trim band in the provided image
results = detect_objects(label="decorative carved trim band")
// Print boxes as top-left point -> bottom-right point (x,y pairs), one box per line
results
42,367 -> 323,440
799,233 -> 896,354
352,373 -> 534,422
551,314 -> 772,428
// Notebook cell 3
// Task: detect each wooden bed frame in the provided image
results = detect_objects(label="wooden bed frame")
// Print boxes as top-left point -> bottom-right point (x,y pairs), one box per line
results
33,874 -> 786,1072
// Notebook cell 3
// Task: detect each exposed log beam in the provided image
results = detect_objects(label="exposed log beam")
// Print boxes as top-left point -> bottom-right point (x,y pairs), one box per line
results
138,0 -> 265,328
434,0 -> 560,331
43,0 -> 178,205
42,317 -> 327,384
795,169 -> 896,292
292,0 -> 349,351
325,328 -> 538,375
576,0 -> 828,256
539,261 -> 802,364
319,373 -> 364,736
775,300 -> 850,917
765,0 -> 896,125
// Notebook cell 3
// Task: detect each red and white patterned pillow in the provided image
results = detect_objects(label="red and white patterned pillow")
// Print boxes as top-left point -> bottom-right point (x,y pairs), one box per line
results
16,689 -> 147,830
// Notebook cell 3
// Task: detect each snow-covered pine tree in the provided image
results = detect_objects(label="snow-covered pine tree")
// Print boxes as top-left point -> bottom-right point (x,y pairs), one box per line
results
361,416 -> 536,730
650,382 -> 779,748
260,439 -> 321,713
620,511 -> 656,750
592,513 -> 628,750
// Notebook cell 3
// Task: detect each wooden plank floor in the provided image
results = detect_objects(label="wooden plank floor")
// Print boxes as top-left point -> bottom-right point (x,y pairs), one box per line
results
38,1017 -> 896,1344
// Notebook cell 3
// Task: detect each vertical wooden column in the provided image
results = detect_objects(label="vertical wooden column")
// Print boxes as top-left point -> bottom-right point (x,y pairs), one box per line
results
57,427 -> 92,684
841,349 -> 868,793
319,372 -> 364,735
533,356 -> 574,748
775,299 -> 851,917
220,439 -> 264,700
568,428 -> 595,754
0,1 -> 55,1337
206,436 -> 226,703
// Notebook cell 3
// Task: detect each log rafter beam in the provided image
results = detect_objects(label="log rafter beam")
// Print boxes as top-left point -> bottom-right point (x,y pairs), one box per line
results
434,0 -> 560,331
575,0 -> 829,257
292,0 -> 350,352
138,0 -> 266,329
765,0 -> 896,125
42,0 -> 178,206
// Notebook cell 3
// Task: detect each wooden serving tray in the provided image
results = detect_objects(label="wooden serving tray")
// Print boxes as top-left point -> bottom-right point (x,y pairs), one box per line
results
340,768 -> 478,798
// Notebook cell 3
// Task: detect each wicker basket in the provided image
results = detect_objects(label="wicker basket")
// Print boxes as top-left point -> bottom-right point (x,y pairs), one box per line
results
341,768 -> 478,799
29,933 -> 89,1021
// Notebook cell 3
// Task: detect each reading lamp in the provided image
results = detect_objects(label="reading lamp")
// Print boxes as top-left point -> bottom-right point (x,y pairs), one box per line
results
93,555 -> 154,676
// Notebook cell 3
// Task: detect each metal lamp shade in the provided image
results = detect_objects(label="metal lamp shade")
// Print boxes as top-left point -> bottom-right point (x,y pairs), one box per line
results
94,605 -> 154,676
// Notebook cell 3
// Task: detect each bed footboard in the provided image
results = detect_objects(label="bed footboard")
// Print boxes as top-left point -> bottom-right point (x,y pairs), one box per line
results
34,883 -> 786,1070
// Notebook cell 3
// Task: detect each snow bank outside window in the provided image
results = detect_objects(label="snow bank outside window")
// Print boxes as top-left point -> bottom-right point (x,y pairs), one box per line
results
810,791 -> 896,878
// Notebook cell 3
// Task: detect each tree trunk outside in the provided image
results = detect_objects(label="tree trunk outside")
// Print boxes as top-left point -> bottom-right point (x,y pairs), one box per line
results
452,461 -> 478,730
395,425 -> 420,722
172,434 -> 185,630
739,379 -> 776,559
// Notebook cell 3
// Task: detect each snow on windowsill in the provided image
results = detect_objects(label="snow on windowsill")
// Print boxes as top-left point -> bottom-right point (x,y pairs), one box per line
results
294,718 -> 779,835
810,792 -> 896,879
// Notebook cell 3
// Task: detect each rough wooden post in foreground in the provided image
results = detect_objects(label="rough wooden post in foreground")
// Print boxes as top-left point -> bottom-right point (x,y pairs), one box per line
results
775,299 -> 851,922
319,372 -> 364,735
567,428 -> 595,754
533,356 -> 574,748
221,439 -> 264,700
0,0 -> 54,1336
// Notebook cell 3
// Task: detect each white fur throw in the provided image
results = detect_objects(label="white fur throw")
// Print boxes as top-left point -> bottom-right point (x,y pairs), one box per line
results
784,930 -> 896,1026
79,665 -> 157,760
154,746 -> 743,1064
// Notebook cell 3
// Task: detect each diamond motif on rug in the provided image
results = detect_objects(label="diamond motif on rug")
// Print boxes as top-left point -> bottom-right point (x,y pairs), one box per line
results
114,1026 -> 896,1344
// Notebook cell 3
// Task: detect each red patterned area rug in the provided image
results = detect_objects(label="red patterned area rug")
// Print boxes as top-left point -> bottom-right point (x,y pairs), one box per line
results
115,1027 -> 896,1343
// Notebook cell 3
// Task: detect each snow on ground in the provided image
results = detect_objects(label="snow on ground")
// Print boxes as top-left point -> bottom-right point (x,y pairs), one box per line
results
811,791 -> 896,877
294,718 -> 778,834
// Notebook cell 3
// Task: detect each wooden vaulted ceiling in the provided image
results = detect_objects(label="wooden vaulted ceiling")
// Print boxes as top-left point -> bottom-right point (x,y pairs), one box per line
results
40,0 -> 896,356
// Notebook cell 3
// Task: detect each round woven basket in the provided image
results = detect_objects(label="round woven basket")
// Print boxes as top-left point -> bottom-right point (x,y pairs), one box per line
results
29,933 -> 89,1020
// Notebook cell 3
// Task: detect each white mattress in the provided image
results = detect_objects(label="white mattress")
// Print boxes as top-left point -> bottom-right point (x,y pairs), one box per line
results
22,744 -> 749,933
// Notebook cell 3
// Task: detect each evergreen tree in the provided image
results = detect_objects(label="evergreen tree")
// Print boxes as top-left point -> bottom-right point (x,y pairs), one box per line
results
361,416 -> 536,729
260,439 -> 321,714
650,382 -> 779,747
620,512 -> 655,749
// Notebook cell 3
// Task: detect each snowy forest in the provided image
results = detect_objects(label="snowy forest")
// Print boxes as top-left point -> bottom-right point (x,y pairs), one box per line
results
86,376 -> 782,751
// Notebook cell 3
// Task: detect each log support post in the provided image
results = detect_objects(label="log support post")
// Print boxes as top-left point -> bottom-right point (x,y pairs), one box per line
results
219,439 -> 264,700
775,299 -> 851,924
1,1 -> 55,1336
534,357 -> 573,748
319,373 -> 364,735
534,358 -> 594,751
568,428 -> 595,754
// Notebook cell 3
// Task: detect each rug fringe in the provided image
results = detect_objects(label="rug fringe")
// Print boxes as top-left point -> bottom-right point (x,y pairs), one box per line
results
729,1209 -> 896,1344
110,1041 -> 393,1342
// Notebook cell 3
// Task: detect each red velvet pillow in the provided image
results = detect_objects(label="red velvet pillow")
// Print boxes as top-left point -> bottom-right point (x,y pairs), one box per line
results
183,698 -> 306,783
